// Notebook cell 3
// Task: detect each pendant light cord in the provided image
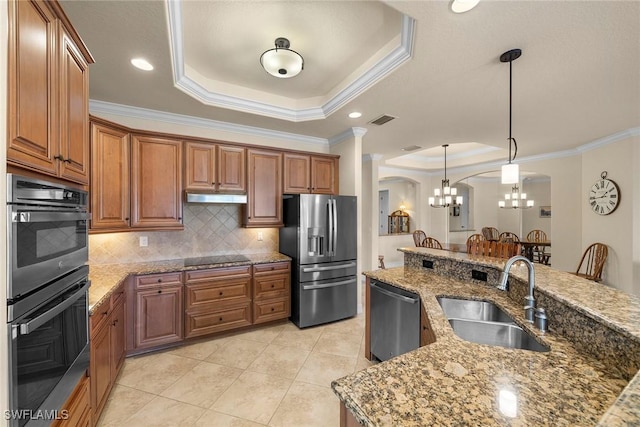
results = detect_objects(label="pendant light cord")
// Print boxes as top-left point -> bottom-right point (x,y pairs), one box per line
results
508,59 -> 518,163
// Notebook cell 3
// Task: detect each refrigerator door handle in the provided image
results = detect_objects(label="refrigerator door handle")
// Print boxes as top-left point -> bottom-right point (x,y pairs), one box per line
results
327,199 -> 334,256
332,199 -> 338,256
303,278 -> 356,290
302,262 -> 357,273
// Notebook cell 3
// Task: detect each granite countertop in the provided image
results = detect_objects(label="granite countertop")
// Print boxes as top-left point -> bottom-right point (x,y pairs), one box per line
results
332,247 -> 640,426
87,252 -> 291,314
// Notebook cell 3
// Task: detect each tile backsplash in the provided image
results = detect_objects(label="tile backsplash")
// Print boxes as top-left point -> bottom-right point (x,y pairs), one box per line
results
89,204 -> 279,264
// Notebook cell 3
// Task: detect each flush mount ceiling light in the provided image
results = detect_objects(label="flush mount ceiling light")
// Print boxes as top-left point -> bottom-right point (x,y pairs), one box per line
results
429,144 -> 463,208
500,48 -> 522,185
131,58 -> 154,71
451,0 -> 480,13
260,37 -> 304,79
348,112 -> 362,119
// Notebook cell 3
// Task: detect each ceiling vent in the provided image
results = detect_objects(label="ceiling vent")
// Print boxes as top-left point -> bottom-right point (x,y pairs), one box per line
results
369,114 -> 396,126
401,145 -> 422,152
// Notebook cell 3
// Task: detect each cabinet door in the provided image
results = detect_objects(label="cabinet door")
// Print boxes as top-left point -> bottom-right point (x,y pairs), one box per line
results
110,297 -> 126,378
7,0 -> 58,176
245,149 -> 283,227
135,285 -> 183,349
311,156 -> 338,195
283,153 -> 310,194
58,26 -> 90,184
50,375 -> 90,427
90,122 -> 130,231
90,320 -> 111,422
131,135 -> 183,229
184,141 -> 216,191
218,145 -> 246,192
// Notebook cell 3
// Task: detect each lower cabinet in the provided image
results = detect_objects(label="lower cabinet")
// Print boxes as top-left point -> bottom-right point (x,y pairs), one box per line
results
90,284 -> 126,425
252,262 -> 291,324
51,375 -> 91,427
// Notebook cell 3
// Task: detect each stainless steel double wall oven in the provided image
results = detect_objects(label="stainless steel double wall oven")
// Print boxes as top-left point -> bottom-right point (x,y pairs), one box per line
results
6,174 -> 90,427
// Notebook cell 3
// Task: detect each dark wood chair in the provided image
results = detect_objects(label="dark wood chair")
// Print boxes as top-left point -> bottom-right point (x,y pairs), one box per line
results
526,229 -> 549,264
466,234 -> 484,253
413,230 -> 427,247
481,227 -> 499,241
420,237 -> 443,249
499,232 -> 520,243
574,243 -> 608,282
468,240 -> 521,259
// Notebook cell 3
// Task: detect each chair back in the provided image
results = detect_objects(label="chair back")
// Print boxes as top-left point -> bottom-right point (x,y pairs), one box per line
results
420,237 -> 443,249
526,229 -> 548,242
413,230 -> 427,247
576,243 -> 608,282
468,240 -> 521,259
466,234 -> 484,253
481,227 -> 500,241
499,232 -> 520,243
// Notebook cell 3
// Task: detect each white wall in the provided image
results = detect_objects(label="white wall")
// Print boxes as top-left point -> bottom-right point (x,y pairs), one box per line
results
1,2 -> 9,422
522,179 -> 552,239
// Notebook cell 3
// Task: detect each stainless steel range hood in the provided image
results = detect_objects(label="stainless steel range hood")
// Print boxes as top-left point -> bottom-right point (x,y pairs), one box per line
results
185,192 -> 247,204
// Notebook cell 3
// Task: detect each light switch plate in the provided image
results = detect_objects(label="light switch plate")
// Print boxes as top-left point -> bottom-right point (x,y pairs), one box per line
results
257,232 -> 263,241
139,236 -> 148,247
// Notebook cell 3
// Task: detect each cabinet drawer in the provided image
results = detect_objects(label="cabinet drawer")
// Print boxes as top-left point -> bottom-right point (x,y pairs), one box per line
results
253,262 -> 290,275
184,266 -> 251,283
135,272 -> 182,289
90,297 -> 111,333
51,375 -> 90,427
185,303 -> 251,338
185,277 -> 251,310
253,273 -> 290,300
253,297 -> 290,324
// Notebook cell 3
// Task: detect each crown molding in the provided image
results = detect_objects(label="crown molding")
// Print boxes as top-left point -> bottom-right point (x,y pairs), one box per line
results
166,0 -> 415,122
329,127 -> 368,145
363,153 -> 384,162
89,100 -> 329,146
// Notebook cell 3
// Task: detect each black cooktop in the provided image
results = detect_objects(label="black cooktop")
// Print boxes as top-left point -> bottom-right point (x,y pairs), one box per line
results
183,254 -> 251,267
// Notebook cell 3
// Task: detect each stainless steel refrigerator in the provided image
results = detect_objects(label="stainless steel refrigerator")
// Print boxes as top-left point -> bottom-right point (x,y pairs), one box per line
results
280,194 -> 357,328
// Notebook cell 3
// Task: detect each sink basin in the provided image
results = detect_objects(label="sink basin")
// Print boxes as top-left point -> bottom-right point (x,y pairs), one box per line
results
437,297 -> 514,323
448,319 -> 550,352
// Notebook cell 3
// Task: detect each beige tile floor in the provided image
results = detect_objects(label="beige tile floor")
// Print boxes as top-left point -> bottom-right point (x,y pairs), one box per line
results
97,314 -> 374,427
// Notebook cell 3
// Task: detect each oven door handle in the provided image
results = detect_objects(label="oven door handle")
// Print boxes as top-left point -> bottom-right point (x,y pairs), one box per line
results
19,281 -> 90,335
11,210 -> 90,223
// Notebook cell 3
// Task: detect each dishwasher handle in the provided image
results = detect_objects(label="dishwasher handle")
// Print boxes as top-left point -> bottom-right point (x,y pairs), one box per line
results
370,282 -> 418,304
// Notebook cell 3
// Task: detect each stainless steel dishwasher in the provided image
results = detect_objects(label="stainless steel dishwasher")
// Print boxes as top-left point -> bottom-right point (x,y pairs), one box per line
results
370,279 -> 420,361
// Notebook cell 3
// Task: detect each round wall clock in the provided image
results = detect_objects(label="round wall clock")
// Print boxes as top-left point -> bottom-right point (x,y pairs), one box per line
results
589,171 -> 620,215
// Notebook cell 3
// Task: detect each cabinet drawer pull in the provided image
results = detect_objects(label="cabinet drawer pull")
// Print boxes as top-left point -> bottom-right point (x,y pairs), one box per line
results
157,290 -> 162,294
101,311 -> 108,317
157,279 -> 162,283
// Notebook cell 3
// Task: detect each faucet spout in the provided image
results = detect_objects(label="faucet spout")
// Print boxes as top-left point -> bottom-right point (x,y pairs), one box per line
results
500,255 -> 536,323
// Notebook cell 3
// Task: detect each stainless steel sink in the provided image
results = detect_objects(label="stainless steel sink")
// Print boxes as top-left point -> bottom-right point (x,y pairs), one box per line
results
437,296 -> 550,352
437,297 -> 514,323
448,319 -> 550,352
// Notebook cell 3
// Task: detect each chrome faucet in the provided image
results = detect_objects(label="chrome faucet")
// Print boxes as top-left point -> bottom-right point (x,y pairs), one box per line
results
499,255 -> 536,323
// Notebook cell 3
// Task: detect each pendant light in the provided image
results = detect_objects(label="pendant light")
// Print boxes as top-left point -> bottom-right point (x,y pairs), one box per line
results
260,37 -> 304,78
500,49 -> 521,185
429,144 -> 463,208
498,184 -> 534,209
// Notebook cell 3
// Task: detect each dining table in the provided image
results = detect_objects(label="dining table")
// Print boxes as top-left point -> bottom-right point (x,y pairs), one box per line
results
521,240 -> 551,264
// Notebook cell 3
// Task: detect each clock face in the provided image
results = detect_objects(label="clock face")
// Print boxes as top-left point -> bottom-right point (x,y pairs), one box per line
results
589,178 -> 620,215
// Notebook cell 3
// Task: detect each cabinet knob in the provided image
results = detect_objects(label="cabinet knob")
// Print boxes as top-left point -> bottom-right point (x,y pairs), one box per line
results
157,289 -> 162,294
271,284 -> 274,288
125,217 -> 129,221
102,311 -> 108,317
219,291 -> 223,296
157,279 -> 162,283
271,307 -> 275,311
112,320 -> 118,326
53,154 -> 66,162
219,317 -> 223,322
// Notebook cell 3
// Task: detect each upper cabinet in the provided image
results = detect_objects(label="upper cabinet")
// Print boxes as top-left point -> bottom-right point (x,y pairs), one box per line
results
244,149 -> 283,227
184,142 -> 246,193
7,0 -> 93,185
283,153 -> 338,195
131,135 -> 184,229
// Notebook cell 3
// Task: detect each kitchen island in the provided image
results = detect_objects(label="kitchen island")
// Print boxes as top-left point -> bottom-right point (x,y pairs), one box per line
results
332,247 -> 640,426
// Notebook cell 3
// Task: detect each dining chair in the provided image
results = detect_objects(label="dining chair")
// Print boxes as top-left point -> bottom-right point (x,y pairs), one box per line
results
526,229 -> 549,264
468,240 -> 521,259
498,232 -> 520,243
420,237 -> 443,249
413,230 -> 427,247
466,234 -> 484,253
574,243 -> 608,282
481,227 -> 500,241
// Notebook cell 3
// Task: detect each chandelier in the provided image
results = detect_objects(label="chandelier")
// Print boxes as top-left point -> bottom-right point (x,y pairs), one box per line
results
429,144 -> 463,208
260,37 -> 304,78
500,48 -> 521,185
498,184 -> 534,209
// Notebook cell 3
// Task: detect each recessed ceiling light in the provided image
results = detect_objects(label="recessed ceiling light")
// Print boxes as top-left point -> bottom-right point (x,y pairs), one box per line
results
451,0 -> 480,13
131,58 -> 154,71
348,112 -> 362,119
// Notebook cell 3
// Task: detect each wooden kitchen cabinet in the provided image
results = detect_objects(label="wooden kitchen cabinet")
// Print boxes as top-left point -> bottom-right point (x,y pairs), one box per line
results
51,375 -> 90,427
184,141 -> 246,192
283,153 -> 338,195
90,120 -> 131,231
252,262 -> 291,324
132,272 -> 184,351
131,134 -> 183,229
184,266 -> 252,338
7,0 -> 93,185
244,149 -> 283,227
90,284 -> 126,425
